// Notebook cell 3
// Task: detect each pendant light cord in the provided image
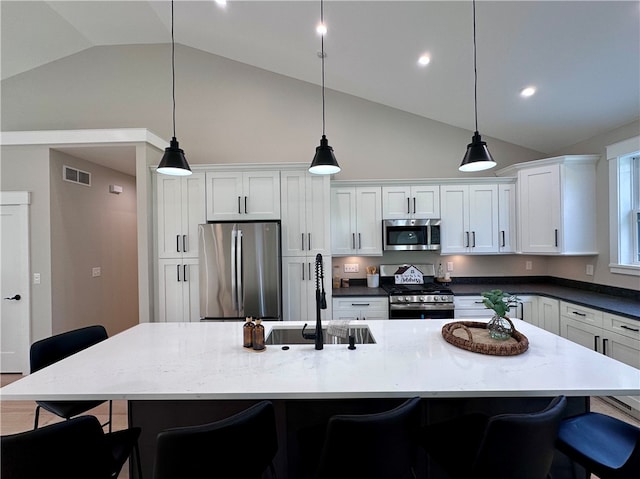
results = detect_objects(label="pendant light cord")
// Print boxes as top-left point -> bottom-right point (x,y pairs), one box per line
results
472,0 -> 478,133
171,0 -> 176,139
320,0 -> 326,137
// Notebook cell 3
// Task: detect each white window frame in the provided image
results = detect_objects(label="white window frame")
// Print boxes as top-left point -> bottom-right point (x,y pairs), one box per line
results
608,136 -> 640,275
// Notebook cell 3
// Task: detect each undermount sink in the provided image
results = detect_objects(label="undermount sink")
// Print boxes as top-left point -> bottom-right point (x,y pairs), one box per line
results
265,324 -> 376,345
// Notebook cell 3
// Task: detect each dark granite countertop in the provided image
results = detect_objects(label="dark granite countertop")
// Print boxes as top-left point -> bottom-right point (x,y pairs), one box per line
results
333,278 -> 639,321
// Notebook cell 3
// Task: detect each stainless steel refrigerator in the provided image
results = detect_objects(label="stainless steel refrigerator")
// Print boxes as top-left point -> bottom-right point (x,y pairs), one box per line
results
198,222 -> 282,320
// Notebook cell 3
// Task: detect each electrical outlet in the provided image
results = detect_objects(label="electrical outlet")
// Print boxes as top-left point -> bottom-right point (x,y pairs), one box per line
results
586,264 -> 594,276
525,261 -> 533,271
447,262 -> 454,272
344,263 -> 359,273
92,267 -> 101,277
33,273 -> 41,285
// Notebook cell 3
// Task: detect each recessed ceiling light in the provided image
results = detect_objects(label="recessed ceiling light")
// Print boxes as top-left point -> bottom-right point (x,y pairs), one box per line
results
520,86 -> 536,97
316,22 -> 327,35
418,54 -> 431,66
215,0 -> 227,7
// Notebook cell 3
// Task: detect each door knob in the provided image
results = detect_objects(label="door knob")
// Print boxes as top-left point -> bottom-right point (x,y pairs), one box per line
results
4,295 -> 21,301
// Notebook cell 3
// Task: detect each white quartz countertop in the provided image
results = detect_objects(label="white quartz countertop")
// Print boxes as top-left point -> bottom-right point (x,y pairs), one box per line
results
2,320 -> 639,401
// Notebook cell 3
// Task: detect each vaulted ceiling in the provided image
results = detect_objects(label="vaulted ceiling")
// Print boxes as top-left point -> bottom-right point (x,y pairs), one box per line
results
2,1 -> 638,155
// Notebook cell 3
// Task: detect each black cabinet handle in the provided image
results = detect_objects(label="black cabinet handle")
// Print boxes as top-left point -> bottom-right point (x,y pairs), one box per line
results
244,196 -> 248,214
413,197 -> 416,214
308,233 -> 312,251
176,235 -> 181,253
238,196 -> 242,214
501,230 -> 506,247
352,233 -> 356,249
602,338 -> 608,356
594,335 -> 600,352
177,265 -> 181,282
183,265 -> 188,281
183,235 -> 187,252
351,303 -> 370,307
555,229 -> 558,247
621,325 -> 640,332
572,311 -> 587,317
472,231 -> 476,247
407,197 -> 410,214
301,263 -> 305,281
358,233 -> 362,249
465,232 -> 470,247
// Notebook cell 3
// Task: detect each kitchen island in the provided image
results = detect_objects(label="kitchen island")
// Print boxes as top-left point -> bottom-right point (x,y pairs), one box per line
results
2,319 -> 638,478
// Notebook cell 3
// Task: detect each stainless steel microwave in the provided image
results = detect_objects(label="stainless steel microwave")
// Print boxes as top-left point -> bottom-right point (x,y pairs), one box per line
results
383,219 -> 441,251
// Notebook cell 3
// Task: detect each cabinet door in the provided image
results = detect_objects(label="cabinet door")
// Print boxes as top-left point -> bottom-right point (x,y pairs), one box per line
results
412,185 -> 440,219
498,184 -> 516,253
183,260 -> 200,322
281,173 -> 307,256
440,185 -> 469,254
468,184 -> 499,253
157,176 -> 184,259
243,171 -> 281,220
513,296 -> 538,326
206,171 -> 243,221
331,188 -> 357,255
518,165 -> 561,253
282,257 -> 310,321
305,174 -> 331,256
182,173 -> 206,259
382,186 -> 412,219
538,297 -> 560,335
560,316 -> 601,351
355,187 -> 382,255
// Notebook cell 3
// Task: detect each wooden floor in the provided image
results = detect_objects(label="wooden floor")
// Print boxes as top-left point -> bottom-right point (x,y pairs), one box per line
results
1,373 -> 639,478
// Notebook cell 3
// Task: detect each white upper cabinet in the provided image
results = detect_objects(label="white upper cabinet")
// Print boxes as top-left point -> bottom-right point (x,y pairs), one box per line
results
331,186 -> 382,256
206,170 -> 280,221
440,184 -> 499,254
498,183 -> 516,253
499,155 -> 599,255
382,185 -> 440,219
156,172 -> 206,259
281,171 -> 330,257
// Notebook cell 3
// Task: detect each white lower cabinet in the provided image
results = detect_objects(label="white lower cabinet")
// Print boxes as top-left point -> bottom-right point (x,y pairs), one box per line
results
332,297 -> 389,321
157,259 -> 200,322
560,301 -> 640,417
537,297 -> 560,335
282,256 -> 332,322
453,296 -> 493,319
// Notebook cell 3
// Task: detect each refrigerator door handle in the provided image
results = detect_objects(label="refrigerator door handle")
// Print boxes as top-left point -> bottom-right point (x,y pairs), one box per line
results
237,228 -> 244,315
231,229 -> 238,311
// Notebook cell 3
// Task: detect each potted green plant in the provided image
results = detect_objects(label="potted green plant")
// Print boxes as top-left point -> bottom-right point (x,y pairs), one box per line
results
481,289 -> 519,340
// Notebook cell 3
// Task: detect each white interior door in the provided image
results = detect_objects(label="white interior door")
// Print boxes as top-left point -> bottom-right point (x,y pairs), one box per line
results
1,192 -> 31,373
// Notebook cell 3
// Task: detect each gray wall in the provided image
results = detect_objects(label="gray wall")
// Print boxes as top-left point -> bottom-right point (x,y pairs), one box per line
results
0,145 -> 53,341
49,150 -> 138,336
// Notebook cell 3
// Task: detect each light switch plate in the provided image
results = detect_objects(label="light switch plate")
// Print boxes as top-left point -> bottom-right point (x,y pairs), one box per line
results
92,267 -> 101,277
525,261 -> 533,271
586,264 -> 594,276
344,263 -> 359,273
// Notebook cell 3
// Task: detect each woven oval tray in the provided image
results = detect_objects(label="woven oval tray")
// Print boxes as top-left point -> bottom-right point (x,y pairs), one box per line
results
441,319 -> 529,356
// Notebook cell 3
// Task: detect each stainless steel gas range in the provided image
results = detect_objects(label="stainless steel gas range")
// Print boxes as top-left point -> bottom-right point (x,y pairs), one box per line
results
380,264 -> 454,319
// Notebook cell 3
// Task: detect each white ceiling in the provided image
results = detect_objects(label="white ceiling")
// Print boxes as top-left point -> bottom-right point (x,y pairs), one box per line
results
2,0 -> 639,173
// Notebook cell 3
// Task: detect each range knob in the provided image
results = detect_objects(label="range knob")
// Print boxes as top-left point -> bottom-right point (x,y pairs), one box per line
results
405,296 -> 412,302
419,296 -> 425,301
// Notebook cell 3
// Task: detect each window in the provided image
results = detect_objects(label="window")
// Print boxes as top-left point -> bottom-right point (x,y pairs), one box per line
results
608,136 -> 640,275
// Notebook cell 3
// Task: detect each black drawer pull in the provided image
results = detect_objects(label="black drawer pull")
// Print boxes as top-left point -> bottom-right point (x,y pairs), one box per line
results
621,325 -> 640,332
572,311 -> 587,317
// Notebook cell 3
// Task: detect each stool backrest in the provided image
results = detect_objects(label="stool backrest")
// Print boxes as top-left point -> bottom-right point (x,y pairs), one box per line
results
315,397 -> 422,479
153,400 -> 277,479
473,395 -> 567,479
30,325 -> 108,372
1,416 -> 112,479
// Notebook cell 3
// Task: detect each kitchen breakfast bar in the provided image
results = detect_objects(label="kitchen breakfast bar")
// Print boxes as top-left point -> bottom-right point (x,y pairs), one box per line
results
2,319 -> 639,478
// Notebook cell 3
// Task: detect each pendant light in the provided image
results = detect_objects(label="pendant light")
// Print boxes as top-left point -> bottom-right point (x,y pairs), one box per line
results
309,0 -> 341,175
459,0 -> 496,173
157,0 -> 192,176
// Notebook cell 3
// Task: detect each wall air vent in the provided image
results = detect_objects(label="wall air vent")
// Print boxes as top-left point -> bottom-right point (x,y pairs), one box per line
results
63,165 -> 91,186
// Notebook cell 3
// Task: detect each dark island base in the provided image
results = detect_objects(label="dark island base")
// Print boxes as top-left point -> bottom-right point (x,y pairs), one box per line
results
129,396 -> 589,479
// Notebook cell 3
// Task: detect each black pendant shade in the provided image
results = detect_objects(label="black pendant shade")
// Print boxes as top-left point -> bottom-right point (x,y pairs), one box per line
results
157,137 -> 192,176
309,135 -> 340,175
459,0 -> 496,173
459,131 -> 496,172
157,1 -> 192,177
309,0 -> 340,176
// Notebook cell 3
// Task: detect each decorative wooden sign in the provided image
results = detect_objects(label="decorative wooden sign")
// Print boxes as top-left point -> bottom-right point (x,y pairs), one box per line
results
394,265 -> 424,284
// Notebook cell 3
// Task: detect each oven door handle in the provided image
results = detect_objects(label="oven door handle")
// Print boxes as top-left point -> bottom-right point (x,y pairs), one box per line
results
389,303 -> 454,311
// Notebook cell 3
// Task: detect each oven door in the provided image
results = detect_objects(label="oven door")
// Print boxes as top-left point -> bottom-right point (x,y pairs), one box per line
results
388,302 -> 454,320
